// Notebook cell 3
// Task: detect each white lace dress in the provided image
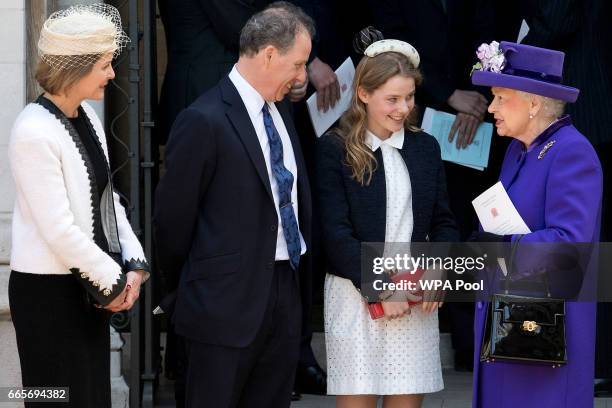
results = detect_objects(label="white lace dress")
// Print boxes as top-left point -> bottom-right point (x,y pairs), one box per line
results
325,130 -> 444,395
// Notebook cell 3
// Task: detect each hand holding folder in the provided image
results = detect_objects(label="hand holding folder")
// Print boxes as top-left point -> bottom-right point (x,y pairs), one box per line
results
421,107 -> 493,170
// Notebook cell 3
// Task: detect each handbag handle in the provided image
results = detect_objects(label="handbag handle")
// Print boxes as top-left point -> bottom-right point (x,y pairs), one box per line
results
505,235 -> 551,298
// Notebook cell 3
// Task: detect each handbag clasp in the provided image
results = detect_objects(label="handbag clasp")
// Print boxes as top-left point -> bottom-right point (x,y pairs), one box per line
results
522,320 -> 539,332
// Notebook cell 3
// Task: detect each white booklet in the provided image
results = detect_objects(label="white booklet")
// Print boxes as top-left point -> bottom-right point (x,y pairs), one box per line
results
306,57 -> 355,137
472,181 -> 531,235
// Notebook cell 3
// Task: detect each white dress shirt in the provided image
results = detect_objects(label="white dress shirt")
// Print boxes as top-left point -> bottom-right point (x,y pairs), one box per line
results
229,66 -> 306,260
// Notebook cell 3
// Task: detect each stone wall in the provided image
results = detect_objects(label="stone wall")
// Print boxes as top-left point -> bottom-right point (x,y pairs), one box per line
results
0,1 -> 25,407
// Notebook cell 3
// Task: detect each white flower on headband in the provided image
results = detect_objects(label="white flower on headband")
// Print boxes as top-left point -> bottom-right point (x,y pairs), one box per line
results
471,41 -> 506,74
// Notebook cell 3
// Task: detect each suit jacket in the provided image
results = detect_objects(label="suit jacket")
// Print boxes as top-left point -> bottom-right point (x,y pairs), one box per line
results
157,0 -> 271,143
315,130 -> 459,290
521,0 -> 612,145
370,0 -> 496,111
291,0 -> 374,69
154,76 -> 312,347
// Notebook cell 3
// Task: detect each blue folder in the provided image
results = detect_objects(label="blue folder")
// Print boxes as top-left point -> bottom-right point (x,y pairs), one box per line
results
421,107 -> 493,171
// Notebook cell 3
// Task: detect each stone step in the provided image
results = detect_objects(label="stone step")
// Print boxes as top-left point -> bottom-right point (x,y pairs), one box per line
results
121,332 -> 454,374
122,331 -> 456,375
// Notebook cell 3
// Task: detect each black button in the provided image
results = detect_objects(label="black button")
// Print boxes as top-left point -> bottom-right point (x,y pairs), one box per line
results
270,224 -> 277,232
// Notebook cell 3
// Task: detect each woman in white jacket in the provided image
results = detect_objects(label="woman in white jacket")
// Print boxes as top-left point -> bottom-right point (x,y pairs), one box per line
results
8,4 -> 149,407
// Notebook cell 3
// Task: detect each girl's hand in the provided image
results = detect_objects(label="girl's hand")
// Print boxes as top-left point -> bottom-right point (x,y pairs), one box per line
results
381,291 -> 411,320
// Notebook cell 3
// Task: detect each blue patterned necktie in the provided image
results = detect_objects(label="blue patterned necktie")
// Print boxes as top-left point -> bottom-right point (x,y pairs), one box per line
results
262,103 -> 301,270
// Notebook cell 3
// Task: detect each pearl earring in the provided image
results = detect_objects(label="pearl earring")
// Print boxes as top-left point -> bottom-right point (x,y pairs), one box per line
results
529,114 -> 534,119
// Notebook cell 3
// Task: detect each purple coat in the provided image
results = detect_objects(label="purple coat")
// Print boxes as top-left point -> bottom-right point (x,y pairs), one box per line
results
472,116 -> 603,408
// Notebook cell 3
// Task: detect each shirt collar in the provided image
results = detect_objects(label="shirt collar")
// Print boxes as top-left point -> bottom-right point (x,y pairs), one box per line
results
366,128 -> 405,151
228,65 -> 266,120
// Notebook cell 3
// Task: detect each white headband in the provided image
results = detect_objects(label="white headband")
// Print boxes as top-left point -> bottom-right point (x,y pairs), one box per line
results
364,39 -> 420,68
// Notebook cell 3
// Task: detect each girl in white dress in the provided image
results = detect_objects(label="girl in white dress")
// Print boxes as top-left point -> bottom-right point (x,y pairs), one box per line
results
316,27 -> 459,408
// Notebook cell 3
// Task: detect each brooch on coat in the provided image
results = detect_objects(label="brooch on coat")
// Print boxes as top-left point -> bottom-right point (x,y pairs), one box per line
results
538,140 -> 556,159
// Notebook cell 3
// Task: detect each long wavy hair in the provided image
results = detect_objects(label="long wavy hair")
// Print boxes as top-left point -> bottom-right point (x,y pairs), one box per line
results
334,52 -> 422,185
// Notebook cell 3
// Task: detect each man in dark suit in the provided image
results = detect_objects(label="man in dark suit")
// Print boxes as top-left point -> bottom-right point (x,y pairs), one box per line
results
153,4 -> 314,407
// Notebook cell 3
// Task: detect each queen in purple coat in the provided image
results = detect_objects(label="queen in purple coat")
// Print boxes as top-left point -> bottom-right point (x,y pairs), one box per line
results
469,42 -> 603,407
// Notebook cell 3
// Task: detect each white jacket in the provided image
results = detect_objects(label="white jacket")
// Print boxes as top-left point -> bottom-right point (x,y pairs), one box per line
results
9,100 -> 148,299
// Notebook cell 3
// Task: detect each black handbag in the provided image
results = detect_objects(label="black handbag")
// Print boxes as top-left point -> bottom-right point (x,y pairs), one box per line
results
479,236 -> 567,367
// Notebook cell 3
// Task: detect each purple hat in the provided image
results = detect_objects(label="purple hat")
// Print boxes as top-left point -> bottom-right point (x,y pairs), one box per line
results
471,41 -> 579,103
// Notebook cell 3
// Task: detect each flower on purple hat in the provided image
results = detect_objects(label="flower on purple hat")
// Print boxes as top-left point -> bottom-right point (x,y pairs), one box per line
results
471,41 -> 506,75
476,43 -> 494,60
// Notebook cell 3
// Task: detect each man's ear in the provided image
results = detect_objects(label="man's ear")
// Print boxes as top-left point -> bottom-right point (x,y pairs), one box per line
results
262,45 -> 276,68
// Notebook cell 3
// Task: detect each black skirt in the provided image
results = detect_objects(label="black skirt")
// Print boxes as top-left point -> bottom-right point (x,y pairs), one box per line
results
9,271 -> 112,408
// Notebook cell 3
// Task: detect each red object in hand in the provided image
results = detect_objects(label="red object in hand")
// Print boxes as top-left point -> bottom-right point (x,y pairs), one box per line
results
367,302 -> 386,319
367,269 -> 425,320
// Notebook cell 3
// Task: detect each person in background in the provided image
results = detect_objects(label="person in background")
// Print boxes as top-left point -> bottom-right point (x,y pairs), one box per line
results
157,0 -> 272,145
